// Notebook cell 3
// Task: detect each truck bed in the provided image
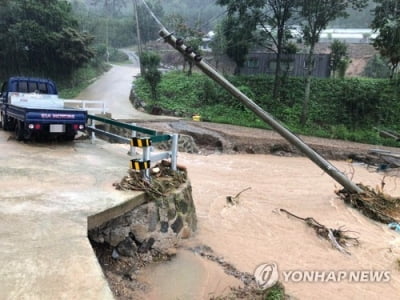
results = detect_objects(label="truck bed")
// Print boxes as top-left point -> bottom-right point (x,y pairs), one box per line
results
6,104 -> 87,124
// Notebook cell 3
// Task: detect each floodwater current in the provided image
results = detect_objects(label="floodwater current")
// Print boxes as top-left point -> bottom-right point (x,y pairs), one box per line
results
139,153 -> 400,299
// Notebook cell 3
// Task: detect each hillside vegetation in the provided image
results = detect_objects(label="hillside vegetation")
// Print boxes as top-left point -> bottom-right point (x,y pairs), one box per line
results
136,71 -> 400,146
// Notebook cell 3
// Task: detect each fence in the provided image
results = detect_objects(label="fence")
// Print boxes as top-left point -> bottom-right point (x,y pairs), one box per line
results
64,99 -> 107,114
86,114 -> 178,177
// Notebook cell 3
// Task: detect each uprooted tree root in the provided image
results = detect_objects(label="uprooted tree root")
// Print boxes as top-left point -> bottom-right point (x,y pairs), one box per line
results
336,183 -> 400,224
113,160 -> 187,200
280,209 -> 359,255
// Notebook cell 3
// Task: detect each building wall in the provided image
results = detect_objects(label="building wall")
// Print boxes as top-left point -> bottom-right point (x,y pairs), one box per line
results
241,53 -> 331,78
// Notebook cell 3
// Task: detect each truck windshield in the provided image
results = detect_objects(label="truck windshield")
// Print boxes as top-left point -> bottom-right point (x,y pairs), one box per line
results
17,81 -> 49,94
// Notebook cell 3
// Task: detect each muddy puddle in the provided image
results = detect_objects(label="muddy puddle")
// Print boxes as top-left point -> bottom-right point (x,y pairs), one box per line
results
137,249 -> 242,299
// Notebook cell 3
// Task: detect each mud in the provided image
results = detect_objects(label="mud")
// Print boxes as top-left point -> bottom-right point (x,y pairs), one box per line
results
138,120 -> 400,163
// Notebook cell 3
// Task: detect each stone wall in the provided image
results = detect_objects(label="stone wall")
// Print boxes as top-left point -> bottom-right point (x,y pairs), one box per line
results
88,180 -> 197,257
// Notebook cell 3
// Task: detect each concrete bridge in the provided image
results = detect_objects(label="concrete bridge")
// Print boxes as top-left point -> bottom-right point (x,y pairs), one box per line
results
0,63 -> 150,299
0,131 -> 148,299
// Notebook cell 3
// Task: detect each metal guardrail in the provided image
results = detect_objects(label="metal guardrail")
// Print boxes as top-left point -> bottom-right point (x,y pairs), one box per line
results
64,99 -> 107,114
86,114 -> 178,175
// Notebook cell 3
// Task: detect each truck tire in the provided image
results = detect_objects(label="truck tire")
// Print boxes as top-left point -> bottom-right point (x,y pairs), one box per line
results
15,121 -> 25,141
0,113 -> 8,130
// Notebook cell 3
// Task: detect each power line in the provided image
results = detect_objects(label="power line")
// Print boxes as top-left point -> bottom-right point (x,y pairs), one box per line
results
137,0 -> 271,57
139,0 -> 166,30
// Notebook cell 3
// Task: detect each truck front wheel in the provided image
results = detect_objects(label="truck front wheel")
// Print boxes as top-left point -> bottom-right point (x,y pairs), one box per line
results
15,121 -> 25,141
0,113 -> 8,130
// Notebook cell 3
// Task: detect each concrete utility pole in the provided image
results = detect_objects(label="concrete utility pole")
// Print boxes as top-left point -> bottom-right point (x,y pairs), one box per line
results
159,28 -> 362,194
133,0 -> 143,74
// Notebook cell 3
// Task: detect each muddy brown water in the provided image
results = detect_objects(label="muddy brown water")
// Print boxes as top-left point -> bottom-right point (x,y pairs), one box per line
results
77,64 -> 400,299
139,153 -> 400,300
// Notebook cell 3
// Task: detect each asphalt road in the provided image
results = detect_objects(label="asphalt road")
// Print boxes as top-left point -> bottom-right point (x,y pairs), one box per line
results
76,61 -> 177,123
76,64 -> 145,120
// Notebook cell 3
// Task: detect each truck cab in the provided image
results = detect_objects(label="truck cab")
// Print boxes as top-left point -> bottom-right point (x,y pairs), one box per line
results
0,77 -> 58,102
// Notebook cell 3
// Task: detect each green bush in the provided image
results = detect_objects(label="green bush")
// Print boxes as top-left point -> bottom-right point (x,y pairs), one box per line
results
363,54 -> 391,78
135,71 -> 400,146
109,48 -> 129,63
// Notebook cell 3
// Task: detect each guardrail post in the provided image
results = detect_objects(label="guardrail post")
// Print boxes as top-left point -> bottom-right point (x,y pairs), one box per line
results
129,123 -> 137,157
91,119 -> 96,144
143,146 -> 151,179
171,134 -> 179,171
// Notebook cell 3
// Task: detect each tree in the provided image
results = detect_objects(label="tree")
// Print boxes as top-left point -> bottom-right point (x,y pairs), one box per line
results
210,23 -> 227,71
296,0 -> 368,125
363,54 -> 391,78
330,40 -> 350,78
90,0 -> 127,17
165,13 -> 204,76
218,16 -> 252,75
160,0 -> 224,31
0,0 -> 94,79
371,0 -> 400,78
140,51 -> 161,101
138,1 -> 164,44
217,0 -> 297,98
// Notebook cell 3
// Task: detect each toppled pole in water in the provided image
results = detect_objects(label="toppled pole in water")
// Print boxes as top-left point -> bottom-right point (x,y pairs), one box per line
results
159,28 -> 362,194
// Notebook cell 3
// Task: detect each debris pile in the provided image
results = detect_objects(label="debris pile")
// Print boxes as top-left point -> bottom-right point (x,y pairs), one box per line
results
336,184 -> 400,224
113,160 -> 187,200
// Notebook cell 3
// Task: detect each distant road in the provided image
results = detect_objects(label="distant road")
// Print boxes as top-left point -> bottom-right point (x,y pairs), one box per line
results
76,50 -> 177,122
76,64 -> 144,120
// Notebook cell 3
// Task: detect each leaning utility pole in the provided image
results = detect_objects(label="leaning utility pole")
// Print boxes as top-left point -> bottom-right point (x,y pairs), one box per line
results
159,28 -> 362,194
133,0 -> 143,74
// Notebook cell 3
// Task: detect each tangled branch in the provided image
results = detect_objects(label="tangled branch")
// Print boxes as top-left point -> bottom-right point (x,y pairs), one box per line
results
280,209 -> 359,255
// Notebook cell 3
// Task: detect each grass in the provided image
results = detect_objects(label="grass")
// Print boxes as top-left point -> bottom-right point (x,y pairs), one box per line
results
135,71 -> 400,147
58,64 -> 110,99
264,283 -> 286,300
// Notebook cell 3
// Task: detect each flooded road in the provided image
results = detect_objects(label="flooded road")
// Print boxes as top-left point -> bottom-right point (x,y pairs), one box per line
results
141,153 -> 400,299
78,64 -> 400,299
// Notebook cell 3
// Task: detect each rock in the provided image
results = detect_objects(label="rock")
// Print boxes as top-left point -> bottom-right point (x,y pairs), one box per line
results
179,226 -> 191,239
165,247 -> 177,257
168,207 -> 176,220
109,226 -> 130,247
158,207 -> 169,222
160,221 -> 169,233
130,224 -> 149,244
176,201 -> 188,214
171,215 -> 183,234
147,204 -> 158,232
112,249 -> 120,260
138,237 -> 155,253
152,231 -> 177,251
117,237 -> 138,257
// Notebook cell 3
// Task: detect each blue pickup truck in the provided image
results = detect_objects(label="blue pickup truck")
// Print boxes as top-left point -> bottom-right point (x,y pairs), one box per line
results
0,77 -> 87,141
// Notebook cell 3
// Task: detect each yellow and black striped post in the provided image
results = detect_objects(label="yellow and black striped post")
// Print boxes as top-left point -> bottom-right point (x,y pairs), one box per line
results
130,137 -> 152,148
130,159 -> 151,171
